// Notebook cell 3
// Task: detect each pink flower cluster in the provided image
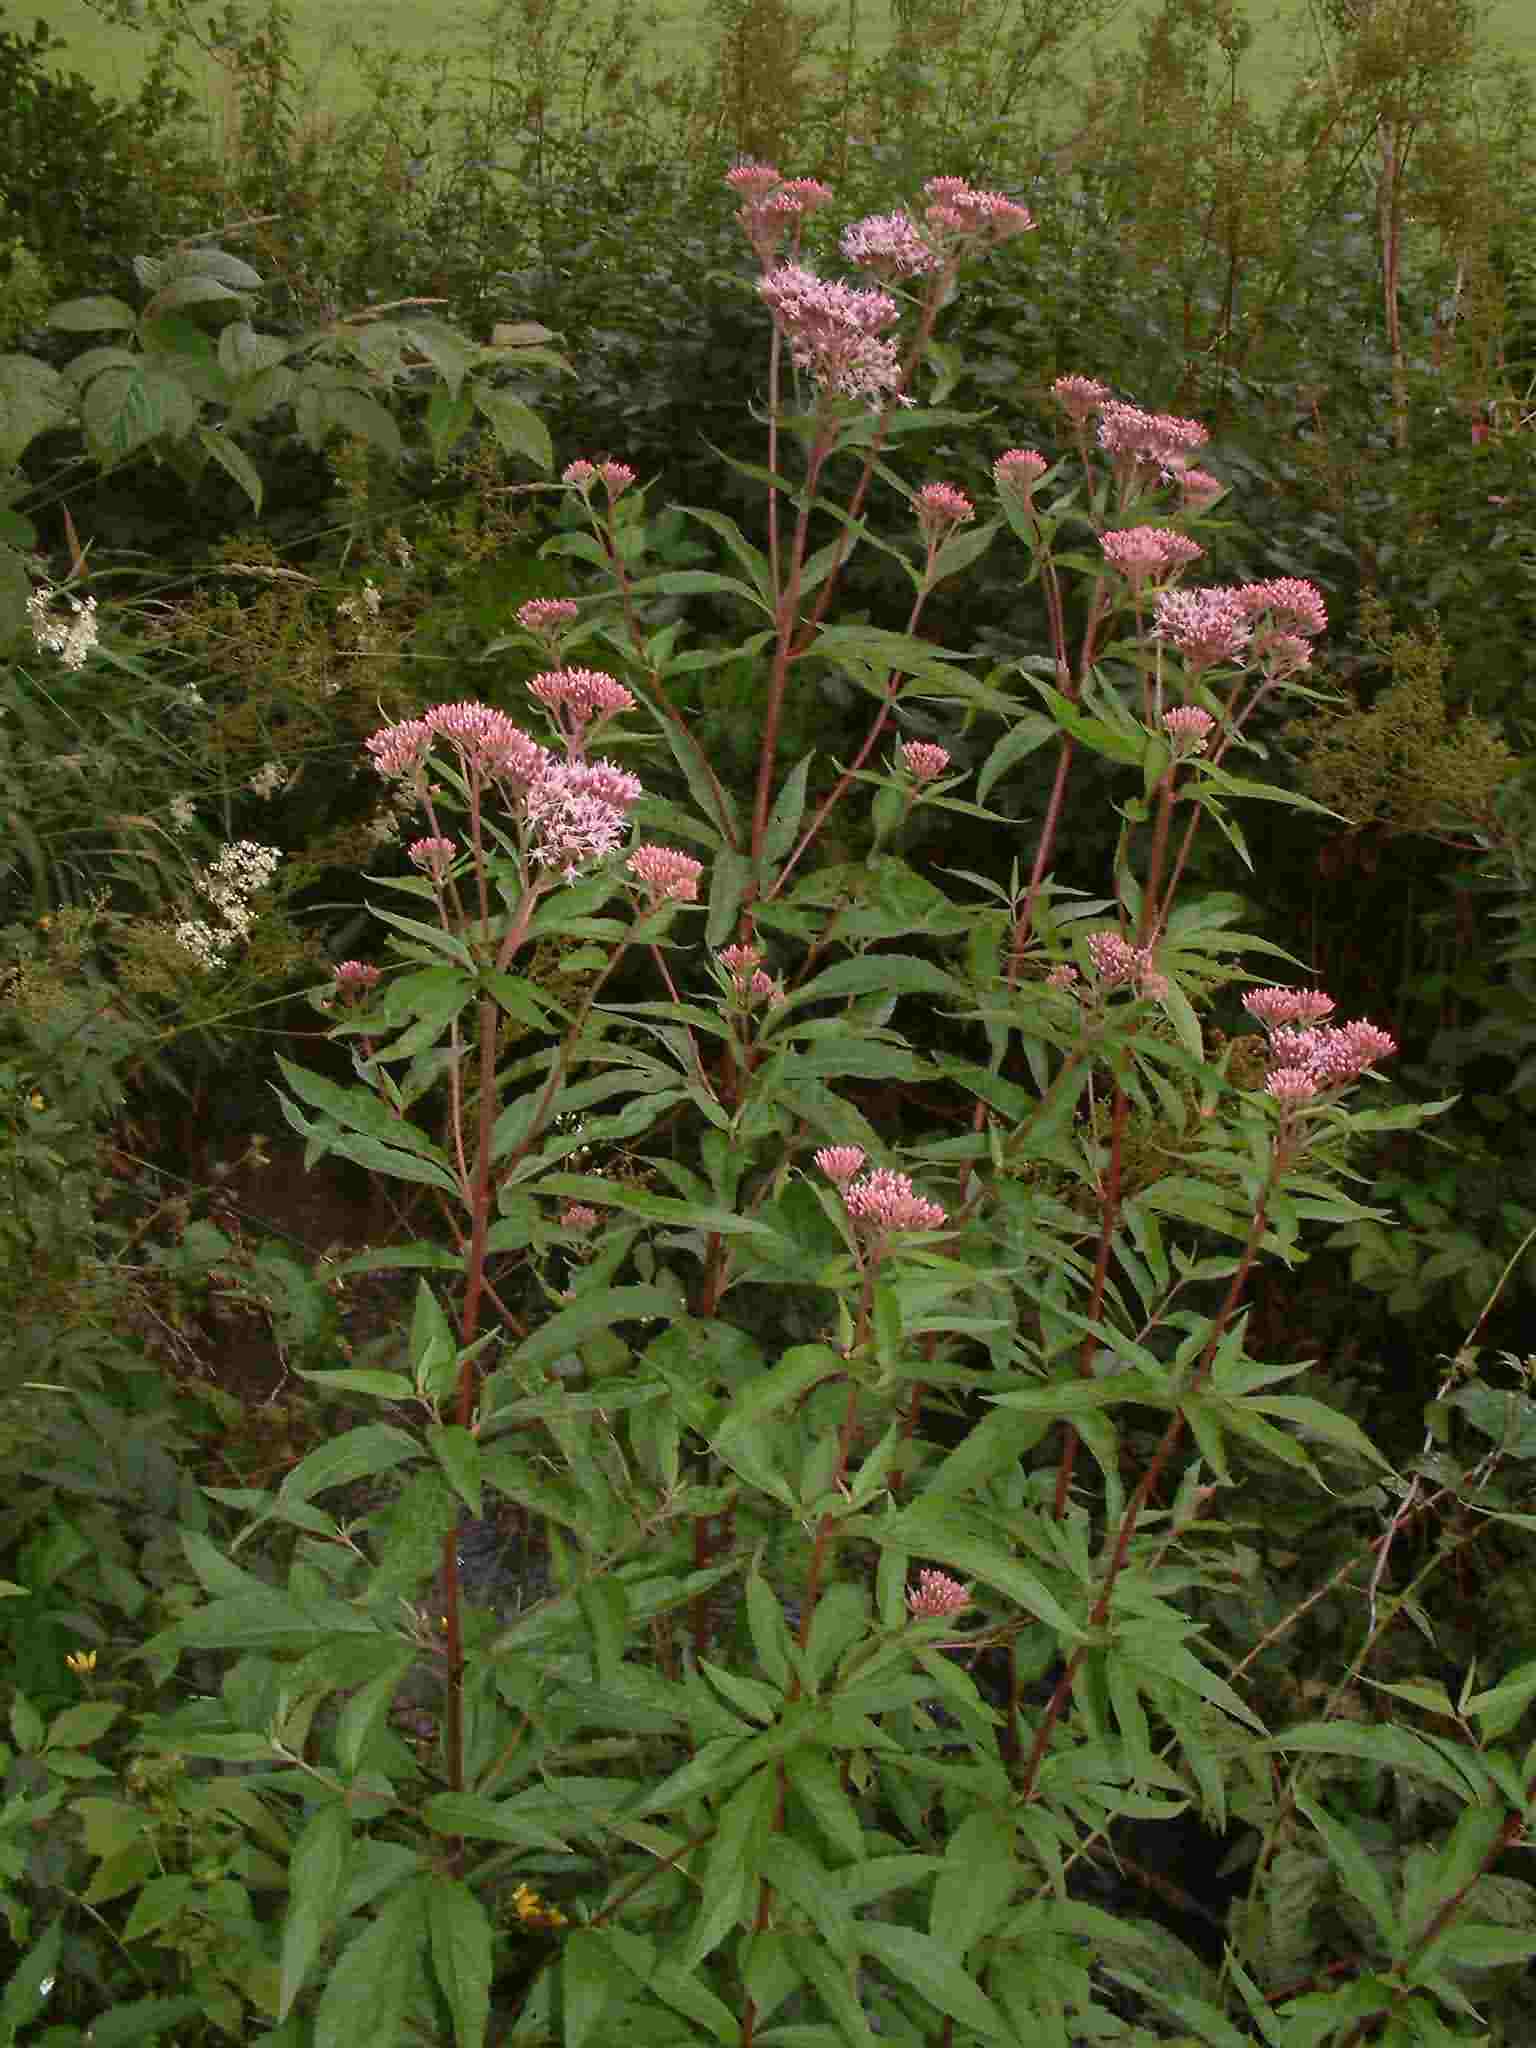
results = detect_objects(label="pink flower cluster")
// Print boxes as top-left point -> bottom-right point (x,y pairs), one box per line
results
1097,401 -> 1210,484
526,759 -> 643,880
562,459 -> 636,497
559,1203 -> 600,1232
900,740 -> 951,782
728,162 -> 836,265
1241,986 -> 1397,1102
1087,931 -> 1153,986
1053,375 -> 1111,422
842,1168 -> 948,1235
1100,526 -> 1204,589
517,598 -> 580,641
718,942 -> 780,1004
813,1145 -> 867,1183
1239,579 -> 1328,675
919,175 -> 1035,246
528,666 -> 636,736
333,959 -> 381,999
840,210 -> 942,279
1162,705 -> 1216,755
408,835 -> 457,877
626,844 -> 704,903
994,448 -> 1049,495
907,1568 -> 972,1619
915,482 -> 974,546
758,262 -> 906,408
1151,587 -> 1253,676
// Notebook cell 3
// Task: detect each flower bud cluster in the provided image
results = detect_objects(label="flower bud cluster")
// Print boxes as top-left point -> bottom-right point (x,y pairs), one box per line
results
1240,987 -> 1397,1104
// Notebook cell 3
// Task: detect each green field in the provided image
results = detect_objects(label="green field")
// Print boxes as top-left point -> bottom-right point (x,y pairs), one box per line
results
37,0 -> 1536,146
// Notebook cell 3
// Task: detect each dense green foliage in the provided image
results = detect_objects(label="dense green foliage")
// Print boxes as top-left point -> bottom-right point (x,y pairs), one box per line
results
3,0 -> 1536,2040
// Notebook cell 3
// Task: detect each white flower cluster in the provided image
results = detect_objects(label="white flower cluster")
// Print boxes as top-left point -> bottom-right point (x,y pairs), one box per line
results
248,760 -> 290,799
173,840 -> 281,971
26,587 -> 99,672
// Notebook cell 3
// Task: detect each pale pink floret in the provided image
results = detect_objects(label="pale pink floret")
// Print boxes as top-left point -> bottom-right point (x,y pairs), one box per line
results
1259,633 -> 1313,681
901,740 -> 952,782
725,162 -> 783,200
562,460 -> 597,488
915,482 -> 974,544
559,1203 -> 600,1232
759,263 -> 906,407
1240,577 -> 1328,638
907,1568 -> 972,1619
1162,705 -> 1216,754
842,1168 -> 947,1233
626,844 -> 703,902
814,1145 -> 867,1183
1152,587 -> 1253,674
841,210 -> 941,278
528,666 -> 637,729
1265,1068 -> 1319,1106
1100,527 -> 1204,588
1053,375 -> 1111,422
597,461 -> 636,497
1180,469 -> 1225,506
1260,1017 -> 1397,1092
922,177 -> 1035,243
994,448 -> 1048,493
366,716 -> 436,780
1098,402 -> 1210,480
334,959 -> 381,1000
557,759 -> 644,809
517,598 -> 580,638
407,835 -> 457,876
719,943 -> 763,978
1087,931 -> 1146,985
1047,963 -> 1080,991
1243,986 -> 1337,1029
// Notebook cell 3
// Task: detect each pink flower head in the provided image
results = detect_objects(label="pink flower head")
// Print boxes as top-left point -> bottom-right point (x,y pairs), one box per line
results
1180,468 -> 1225,507
557,758 -> 644,810
1097,402 -> 1210,483
1162,705 -> 1216,755
1268,1026 -> 1325,1069
366,715 -> 436,780
901,740 -> 951,782
915,482 -> 974,546
1046,963 -> 1080,991
425,702 -> 552,789
559,1203 -> 600,1232
1053,374 -> 1111,423
1265,1068 -> 1319,1107
725,161 -> 782,199
776,177 -> 834,215
840,210 -> 941,278
759,263 -> 906,408
407,835 -> 457,877
1087,931 -> 1148,986
842,1167 -> 947,1234
907,1568 -> 972,1619
814,1145 -> 866,1183
597,461 -> 636,498
333,959 -> 381,999
1100,526 -> 1205,589
528,665 -> 637,738
994,448 -> 1048,496
1152,587 -> 1253,676
1259,633 -> 1313,681
1239,577 -> 1328,638
562,460 -> 597,490
719,942 -> 763,978
626,843 -> 703,903
921,176 -> 1035,247
525,760 -> 637,880
1306,1020 -> 1398,1083
1243,986 -> 1337,1029
516,598 -> 580,640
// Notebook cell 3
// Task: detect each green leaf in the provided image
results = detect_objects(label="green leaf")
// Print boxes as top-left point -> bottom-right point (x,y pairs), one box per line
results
45,1703 -> 120,1750
0,1915 -> 62,2034
786,953 -> 959,1007
403,316 -> 476,400
930,1811 -> 1015,1959
879,1502 -> 1086,1641
977,713 -> 1057,804
1270,1722 -> 1483,1800
785,1747 -> 865,1862
82,363 -> 200,461
279,1424 -> 420,1506
422,1792 -> 575,1853
763,751 -> 814,866
506,1285 -> 680,1370
428,1880 -> 494,2048
860,1920 -> 1011,2036
1246,1395 -> 1393,1469
474,384 -> 552,471
9,1693 -> 43,1753
88,1995 -> 206,2045
429,1425 -> 482,1516
280,1801 -> 351,2019
678,1765 -> 776,1970
561,1928 -> 632,2047
1296,1794 -> 1398,1950
678,504 -> 774,603
0,353 -> 71,463
196,424 -> 263,513
295,1368 -> 415,1401
314,1882 -> 424,2048
144,274 -> 242,318
49,295 -> 138,331
759,1835 -> 856,1957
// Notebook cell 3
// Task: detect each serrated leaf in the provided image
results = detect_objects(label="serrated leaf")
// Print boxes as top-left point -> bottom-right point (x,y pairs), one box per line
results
278,1423 -> 420,1505
280,1801 -> 351,2019
0,352 -> 71,463
860,1920 -> 1010,2036
474,385 -> 552,470
930,1811 -> 1015,1959
197,425 -> 263,513
428,1880 -> 493,2048
313,1882 -> 423,2048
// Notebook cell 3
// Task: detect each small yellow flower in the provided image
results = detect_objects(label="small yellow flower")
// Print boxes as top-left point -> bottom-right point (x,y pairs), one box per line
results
65,1650 -> 97,1676
510,1881 -> 568,1930
37,915 -> 52,931
28,1093 -> 45,1112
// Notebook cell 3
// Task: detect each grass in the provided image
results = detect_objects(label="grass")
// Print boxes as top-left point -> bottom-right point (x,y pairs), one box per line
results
45,0 -> 1536,149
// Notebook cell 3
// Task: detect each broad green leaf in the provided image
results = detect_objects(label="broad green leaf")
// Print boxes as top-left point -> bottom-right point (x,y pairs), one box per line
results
313,1882 -> 424,2048
86,1994 -> 206,2045
860,1920 -> 1010,2037
403,316 -> 476,400
0,353 -> 70,463
881,1502 -> 1085,1641
677,1765 -> 776,1970
278,1424 -> 419,1506
294,1368 -> 415,1401
474,385 -> 552,471
45,1703 -> 120,1750
422,1792 -> 574,1853
759,1835 -> 856,1957
428,1880 -> 494,2048
144,274 -> 242,318
507,1285 -> 680,1370
429,1424 -> 482,1516
786,1747 -> 866,1862
1270,1722 -> 1484,1800
977,713 -> 1057,803
763,751 -> 814,865
280,1801 -> 351,2019
786,953 -> 959,1007
930,1811 -> 1016,1959
49,295 -> 138,331
82,364 -> 199,460
1296,1794 -> 1398,1951
1246,1395 -> 1392,1469
196,424 -> 264,513
336,1653 -> 416,1776
219,320 -> 291,378
561,1928 -> 632,2047
0,1915 -> 62,2033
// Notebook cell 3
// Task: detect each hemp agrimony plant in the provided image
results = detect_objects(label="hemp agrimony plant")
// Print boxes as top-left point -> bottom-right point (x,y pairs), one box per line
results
101,165 -> 1536,2048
